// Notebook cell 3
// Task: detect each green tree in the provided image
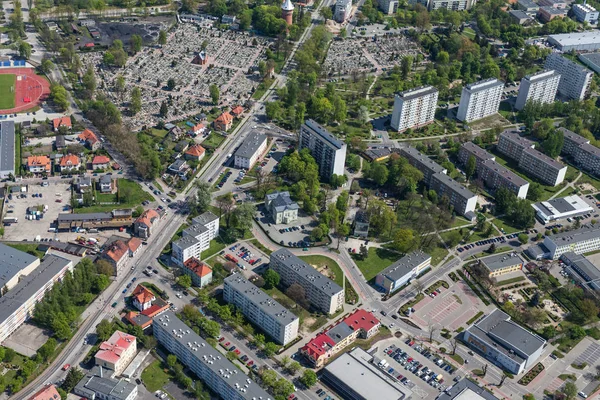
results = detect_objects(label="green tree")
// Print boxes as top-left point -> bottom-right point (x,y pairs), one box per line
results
159,101 -> 168,117
18,41 -> 31,59
130,87 -> 142,115
41,59 -> 54,74
527,183 -> 543,202
465,155 -> 476,181
542,129 -> 564,158
96,319 -> 114,341
178,274 -> 192,288
320,6 -> 333,20
392,228 -> 416,253
50,84 -> 69,111
518,233 -> 529,245
158,30 -> 167,45
131,34 -> 143,53
167,78 -> 176,91
300,369 -> 317,387
209,84 -> 219,104
370,162 -> 389,186
167,354 -> 178,368
562,381 -> 578,400
263,342 -> 280,357
3,348 -> 15,362
263,269 -> 280,289
287,361 -> 302,375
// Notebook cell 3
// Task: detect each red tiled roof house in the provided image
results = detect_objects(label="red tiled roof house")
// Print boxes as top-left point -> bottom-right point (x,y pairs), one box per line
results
213,111 -> 233,132
59,154 -> 81,172
133,209 -> 160,239
184,144 -> 206,161
52,116 -> 71,132
182,257 -> 213,287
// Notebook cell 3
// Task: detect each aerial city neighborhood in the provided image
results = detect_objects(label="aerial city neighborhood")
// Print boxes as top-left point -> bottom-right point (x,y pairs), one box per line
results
2,0 -> 600,397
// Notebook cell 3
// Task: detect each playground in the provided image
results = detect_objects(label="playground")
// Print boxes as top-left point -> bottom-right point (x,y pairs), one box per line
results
0,68 -> 51,114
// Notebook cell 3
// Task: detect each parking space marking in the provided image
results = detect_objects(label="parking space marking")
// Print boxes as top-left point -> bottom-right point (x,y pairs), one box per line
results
574,342 -> 600,366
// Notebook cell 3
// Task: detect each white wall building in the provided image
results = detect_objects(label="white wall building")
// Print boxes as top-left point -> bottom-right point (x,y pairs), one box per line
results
233,132 -> 267,170
515,69 -> 560,110
532,195 -> 594,224
334,0 -> 352,22
390,86 -> 439,132
457,78 -> 504,123
224,274 -> 299,345
543,224 -> 600,259
375,251 -> 431,294
572,3 -> 599,24
299,120 -> 347,180
545,53 -> 593,100
171,212 -> 220,266
377,0 -> 399,14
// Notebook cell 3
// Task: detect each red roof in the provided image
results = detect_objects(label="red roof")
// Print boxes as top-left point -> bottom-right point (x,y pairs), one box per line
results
132,284 -> 155,305
125,311 -> 152,329
136,209 -> 159,228
215,111 -> 233,125
59,154 -> 80,167
191,123 -> 205,132
52,116 -> 71,130
92,155 -> 110,165
27,155 -> 51,171
183,257 -> 212,278
103,240 -> 128,263
84,43 -> 95,47
141,302 -> 170,318
302,333 -> 335,359
231,106 -> 244,116
28,384 -> 60,400
95,331 -> 136,364
342,309 -> 380,333
185,144 -> 206,158
78,128 -> 99,143
128,237 -> 142,253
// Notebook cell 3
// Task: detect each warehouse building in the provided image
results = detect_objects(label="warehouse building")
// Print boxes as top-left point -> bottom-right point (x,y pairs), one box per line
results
375,251 -> 431,294
579,52 -> 600,74
464,309 -> 546,374
560,252 -> 600,291
548,31 -> 600,51
56,209 -> 133,231
153,312 -> 271,400
532,195 -> 594,224
543,224 -> 600,259
270,249 -> 344,314
224,274 -> 299,345
321,347 -> 413,400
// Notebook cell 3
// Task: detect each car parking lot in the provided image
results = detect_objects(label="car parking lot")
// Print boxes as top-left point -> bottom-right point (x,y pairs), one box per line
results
222,242 -> 266,273
255,208 -> 317,248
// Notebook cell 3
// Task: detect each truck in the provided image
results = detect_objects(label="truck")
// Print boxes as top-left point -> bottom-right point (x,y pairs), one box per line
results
4,217 -> 18,224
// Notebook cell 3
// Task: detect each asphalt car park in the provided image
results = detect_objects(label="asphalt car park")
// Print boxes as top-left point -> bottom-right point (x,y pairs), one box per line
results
255,208 -> 317,249
222,242 -> 266,273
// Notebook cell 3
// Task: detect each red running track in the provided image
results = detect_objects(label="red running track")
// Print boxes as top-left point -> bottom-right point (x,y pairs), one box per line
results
0,68 -> 51,115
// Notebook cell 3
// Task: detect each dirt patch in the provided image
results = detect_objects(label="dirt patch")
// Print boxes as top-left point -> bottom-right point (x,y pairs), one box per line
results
314,264 -> 336,281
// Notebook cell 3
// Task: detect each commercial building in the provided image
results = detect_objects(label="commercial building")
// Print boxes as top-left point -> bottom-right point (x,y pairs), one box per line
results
377,0 -> 399,14
463,309 -> 546,374
265,191 -> 299,224
437,378 -> 499,400
572,3 -> 599,23
518,147 -> 567,186
532,195 -> 594,224
153,312 -> 271,400
560,252 -> 600,291
398,146 -> 447,186
538,0 -> 566,8
375,251 -> 431,294
334,0 -> 352,21
430,172 -> 478,216
390,86 -> 439,132
233,132 -> 267,170
477,252 -> 524,278
320,347 -> 412,400
95,331 -> 137,376
74,368 -> 138,400
548,31 -> 600,52
517,0 -> 539,12
545,53 -> 593,100
537,6 -> 566,22
479,159 -> 530,199
182,258 -> 213,288
0,255 -> 73,343
509,9 -> 534,24
270,249 -> 344,314
299,119 -> 347,179
579,52 -> 600,74
352,210 -> 370,238
0,121 -> 15,178
224,274 -> 299,345
456,78 -> 504,123
56,209 -> 133,231
515,70 -> 560,110
0,243 -> 40,292
543,224 -> 600,259
171,212 -> 220,266
301,310 -> 381,367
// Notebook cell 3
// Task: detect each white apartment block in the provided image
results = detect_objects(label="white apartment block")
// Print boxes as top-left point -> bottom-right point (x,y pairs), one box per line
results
427,0 -> 475,10
224,274 -> 299,345
519,147 -> 567,186
270,249 -> 344,315
572,3 -> 599,24
480,159 -> 530,199
429,172 -> 478,216
457,78 -> 504,122
234,132 -> 267,170
299,120 -> 347,179
171,212 -> 220,266
515,70 -> 560,110
543,225 -> 600,259
377,0 -> 399,14
561,127 -> 600,177
497,130 -> 535,161
545,53 -> 593,100
334,0 -> 352,22
390,86 -> 439,132
399,146 -> 447,186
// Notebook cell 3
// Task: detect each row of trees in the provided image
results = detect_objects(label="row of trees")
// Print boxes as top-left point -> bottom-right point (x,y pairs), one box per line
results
494,187 -> 535,229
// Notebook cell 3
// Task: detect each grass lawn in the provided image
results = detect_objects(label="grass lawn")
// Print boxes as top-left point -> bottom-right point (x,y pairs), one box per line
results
0,74 -> 15,109
74,179 -> 153,214
6,243 -> 46,259
202,133 -> 226,149
262,286 -> 327,332
252,78 -> 275,100
461,27 -> 476,40
451,217 -> 473,228
96,192 -> 117,203
492,217 -> 522,234
141,360 -> 173,393
249,238 -> 273,255
300,254 -> 359,304
429,244 -> 449,267
353,247 -> 400,281
201,237 -> 227,260
150,128 -> 168,138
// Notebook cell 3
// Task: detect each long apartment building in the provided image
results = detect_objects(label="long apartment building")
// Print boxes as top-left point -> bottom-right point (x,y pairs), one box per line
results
171,212 -> 220,266
299,120 -> 347,179
458,142 -> 529,198
0,255 -> 73,343
233,132 -> 267,170
270,249 -> 344,315
398,147 -> 447,185
390,86 -> 439,132
400,147 -> 476,216
153,312 -> 272,400
545,53 -> 593,100
515,69 -> 560,110
427,0 -> 475,10
497,131 -> 566,186
561,127 -> 600,177
543,224 -> 600,259
457,78 -> 504,123
223,274 -> 299,345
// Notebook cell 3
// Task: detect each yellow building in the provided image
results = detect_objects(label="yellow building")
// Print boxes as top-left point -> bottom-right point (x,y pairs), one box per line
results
479,252 -> 524,278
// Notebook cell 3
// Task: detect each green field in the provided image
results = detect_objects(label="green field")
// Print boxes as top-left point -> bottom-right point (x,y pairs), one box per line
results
0,74 -> 15,109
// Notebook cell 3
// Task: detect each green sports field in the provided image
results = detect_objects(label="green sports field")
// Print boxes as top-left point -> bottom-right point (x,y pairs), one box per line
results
0,74 -> 16,110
